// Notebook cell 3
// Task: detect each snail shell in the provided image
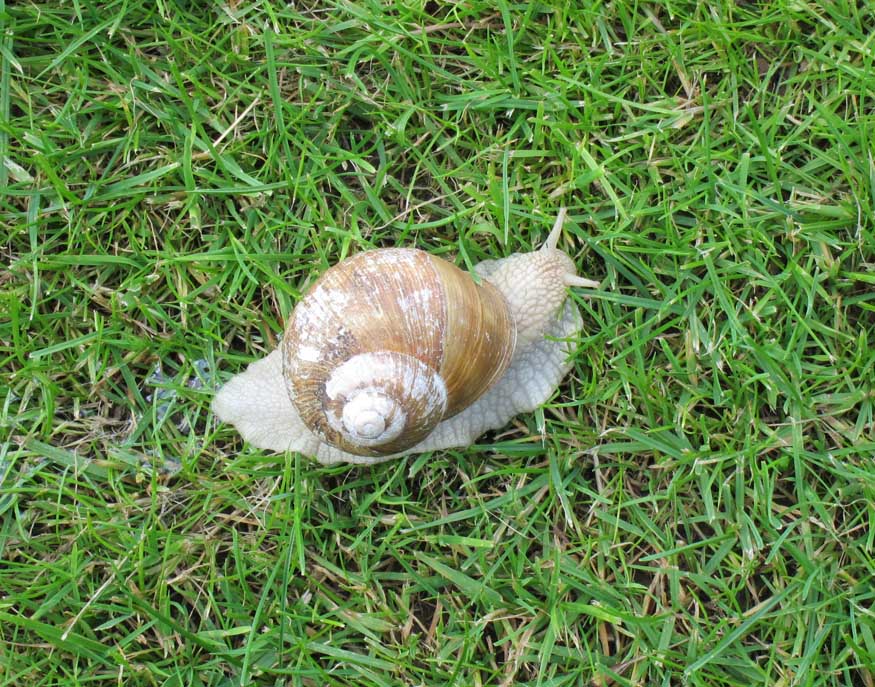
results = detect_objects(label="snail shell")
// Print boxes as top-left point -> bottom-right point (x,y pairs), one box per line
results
282,249 -> 516,457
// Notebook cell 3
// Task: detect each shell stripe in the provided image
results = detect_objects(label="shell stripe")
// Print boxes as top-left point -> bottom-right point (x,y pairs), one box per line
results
427,254 -> 517,417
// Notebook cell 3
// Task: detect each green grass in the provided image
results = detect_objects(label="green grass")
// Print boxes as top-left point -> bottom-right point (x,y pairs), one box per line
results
2,0 -> 875,685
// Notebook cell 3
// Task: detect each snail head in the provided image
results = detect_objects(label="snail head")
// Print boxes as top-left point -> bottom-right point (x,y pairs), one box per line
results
482,208 -> 599,347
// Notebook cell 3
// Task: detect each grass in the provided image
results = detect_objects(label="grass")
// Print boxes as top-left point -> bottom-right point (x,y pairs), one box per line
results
2,0 -> 875,685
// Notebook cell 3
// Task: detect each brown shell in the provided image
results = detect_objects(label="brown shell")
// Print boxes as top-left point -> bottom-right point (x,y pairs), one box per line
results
281,248 -> 517,456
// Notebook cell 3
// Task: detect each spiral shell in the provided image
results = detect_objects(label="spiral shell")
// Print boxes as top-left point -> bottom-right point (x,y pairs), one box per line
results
281,248 -> 517,457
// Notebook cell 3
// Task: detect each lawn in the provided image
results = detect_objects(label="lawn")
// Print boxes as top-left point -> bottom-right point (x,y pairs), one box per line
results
2,1 -> 875,685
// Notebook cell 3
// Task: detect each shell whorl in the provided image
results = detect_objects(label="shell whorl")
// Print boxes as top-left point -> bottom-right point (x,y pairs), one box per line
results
281,248 -> 517,457
322,351 -> 447,450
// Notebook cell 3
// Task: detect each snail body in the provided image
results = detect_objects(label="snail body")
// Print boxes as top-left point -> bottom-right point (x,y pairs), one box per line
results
213,209 -> 598,464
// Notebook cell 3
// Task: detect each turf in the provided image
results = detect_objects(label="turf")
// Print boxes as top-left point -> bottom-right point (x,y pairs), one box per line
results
2,1 -> 875,685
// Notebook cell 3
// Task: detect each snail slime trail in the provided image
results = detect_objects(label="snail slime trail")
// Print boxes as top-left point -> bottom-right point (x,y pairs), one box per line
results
212,209 -> 599,465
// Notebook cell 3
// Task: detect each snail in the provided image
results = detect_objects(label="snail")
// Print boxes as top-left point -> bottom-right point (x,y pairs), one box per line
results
212,209 -> 599,465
